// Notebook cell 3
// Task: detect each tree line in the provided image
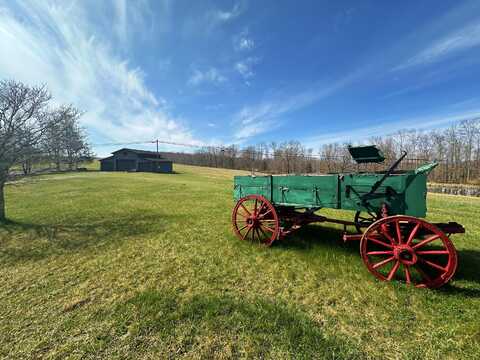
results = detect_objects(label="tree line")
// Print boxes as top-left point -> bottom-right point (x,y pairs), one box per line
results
1,79 -> 91,220
162,118 -> 480,185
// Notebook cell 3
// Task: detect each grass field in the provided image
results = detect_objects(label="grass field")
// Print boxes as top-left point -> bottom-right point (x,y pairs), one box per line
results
1,164 -> 479,359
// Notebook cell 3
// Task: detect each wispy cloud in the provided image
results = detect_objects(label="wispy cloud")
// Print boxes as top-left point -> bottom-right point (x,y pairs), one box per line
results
187,68 -> 227,87
234,57 -> 259,83
212,2 -> 244,23
232,73 -> 358,140
233,30 -> 255,51
0,1 -> 198,149
395,21 -> 480,70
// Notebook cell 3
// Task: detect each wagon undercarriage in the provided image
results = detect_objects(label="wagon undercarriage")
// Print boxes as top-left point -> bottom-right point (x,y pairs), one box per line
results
231,146 -> 466,289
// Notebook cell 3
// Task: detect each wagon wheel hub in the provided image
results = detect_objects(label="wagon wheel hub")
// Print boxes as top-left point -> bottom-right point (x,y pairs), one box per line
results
246,216 -> 258,227
393,244 -> 417,266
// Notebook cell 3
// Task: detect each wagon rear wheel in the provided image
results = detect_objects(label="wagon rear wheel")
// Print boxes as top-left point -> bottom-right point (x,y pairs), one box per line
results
360,216 -> 457,288
232,195 -> 280,246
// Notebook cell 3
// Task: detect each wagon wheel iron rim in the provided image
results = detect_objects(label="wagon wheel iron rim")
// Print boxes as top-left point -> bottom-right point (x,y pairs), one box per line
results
360,216 -> 458,288
232,195 -> 280,246
354,210 -> 379,234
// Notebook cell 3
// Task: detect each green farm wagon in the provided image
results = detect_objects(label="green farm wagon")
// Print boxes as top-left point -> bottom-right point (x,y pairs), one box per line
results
231,145 -> 465,288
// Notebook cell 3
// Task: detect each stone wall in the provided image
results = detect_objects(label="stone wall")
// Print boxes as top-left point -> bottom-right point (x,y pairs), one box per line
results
428,183 -> 480,197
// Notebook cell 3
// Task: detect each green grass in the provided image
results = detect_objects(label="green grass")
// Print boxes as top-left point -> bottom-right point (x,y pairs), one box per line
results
1,165 -> 479,359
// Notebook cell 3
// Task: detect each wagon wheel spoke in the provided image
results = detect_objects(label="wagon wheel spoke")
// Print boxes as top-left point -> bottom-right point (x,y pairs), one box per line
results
260,223 -> 276,233
256,201 -> 266,216
414,264 -> 432,284
259,209 -> 272,219
242,226 -> 253,241
258,228 -> 268,243
404,265 -> 412,284
412,234 -> 440,249
358,215 -> 373,221
238,224 -> 248,232
416,250 -> 450,255
381,226 -> 396,246
258,226 -> 269,239
366,250 -> 393,256
372,256 -> 395,269
418,257 -> 447,272
252,227 -> 260,242
366,235 -> 393,249
395,219 -> 403,244
406,223 -> 421,246
387,260 -> 401,281
239,204 -> 251,217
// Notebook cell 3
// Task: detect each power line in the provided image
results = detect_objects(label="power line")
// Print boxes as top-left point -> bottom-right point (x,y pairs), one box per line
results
90,138 -> 437,161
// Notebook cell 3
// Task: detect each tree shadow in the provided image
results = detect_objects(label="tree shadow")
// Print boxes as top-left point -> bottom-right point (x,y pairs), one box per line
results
98,289 -> 364,359
0,212 -> 178,265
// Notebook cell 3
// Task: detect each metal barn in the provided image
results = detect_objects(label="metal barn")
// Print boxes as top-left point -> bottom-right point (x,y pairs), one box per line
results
99,148 -> 173,173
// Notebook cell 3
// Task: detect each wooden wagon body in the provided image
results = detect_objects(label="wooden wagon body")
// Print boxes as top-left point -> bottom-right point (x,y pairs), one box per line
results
234,170 -> 430,217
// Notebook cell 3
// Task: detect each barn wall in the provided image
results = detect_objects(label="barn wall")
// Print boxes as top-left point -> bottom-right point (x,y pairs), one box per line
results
100,160 -> 114,171
158,162 -> 173,173
101,150 -> 173,173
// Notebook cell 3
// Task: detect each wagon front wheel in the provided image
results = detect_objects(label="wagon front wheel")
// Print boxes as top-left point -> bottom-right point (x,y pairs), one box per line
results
232,195 -> 280,246
360,216 -> 457,288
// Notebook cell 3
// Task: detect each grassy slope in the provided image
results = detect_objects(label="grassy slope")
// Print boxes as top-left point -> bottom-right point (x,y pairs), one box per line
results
1,164 -> 479,359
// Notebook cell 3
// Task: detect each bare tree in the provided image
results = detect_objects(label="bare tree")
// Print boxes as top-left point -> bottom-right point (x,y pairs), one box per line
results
0,80 -> 51,220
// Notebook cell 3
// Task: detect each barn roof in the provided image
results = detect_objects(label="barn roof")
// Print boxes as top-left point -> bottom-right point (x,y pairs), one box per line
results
99,155 -> 114,161
111,148 -> 164,157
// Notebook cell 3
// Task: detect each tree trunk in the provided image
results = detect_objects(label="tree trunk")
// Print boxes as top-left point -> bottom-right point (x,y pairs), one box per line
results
0,180 -> 5,222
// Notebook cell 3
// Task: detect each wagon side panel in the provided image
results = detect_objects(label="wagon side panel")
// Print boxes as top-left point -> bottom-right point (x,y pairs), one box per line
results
339,174 -> 406,214
403,173 -> 428,217
271,175 -> 339,208
233,176 -> 272,202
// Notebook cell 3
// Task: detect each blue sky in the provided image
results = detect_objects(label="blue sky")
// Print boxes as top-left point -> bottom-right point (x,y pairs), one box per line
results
2,0 -> 480,156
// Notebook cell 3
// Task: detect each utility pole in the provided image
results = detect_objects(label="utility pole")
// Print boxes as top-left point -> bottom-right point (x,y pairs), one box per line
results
156,139 -> 159,158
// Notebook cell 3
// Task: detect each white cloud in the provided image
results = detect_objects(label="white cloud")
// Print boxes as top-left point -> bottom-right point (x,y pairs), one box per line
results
395,21 -> 480,70
234,57 -> 260,83
233,30 -> 255,51
237,37 -> 254,51
235,62 -> 253,79
232,73 -> 359,140
0,1 -> 199,151
213,3 -> 243,22
188,68 -> 227,87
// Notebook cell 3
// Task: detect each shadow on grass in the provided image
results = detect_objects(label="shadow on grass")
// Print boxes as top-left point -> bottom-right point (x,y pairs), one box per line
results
274,224 -> 360,255
273,223 -> 480,294
105,289 -> 363,358
0,212 -> 177,264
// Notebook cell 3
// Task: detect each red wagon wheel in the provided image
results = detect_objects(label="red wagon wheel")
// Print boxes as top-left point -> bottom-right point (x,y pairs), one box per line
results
360,216 -> 457,288
232,195 -> 280,246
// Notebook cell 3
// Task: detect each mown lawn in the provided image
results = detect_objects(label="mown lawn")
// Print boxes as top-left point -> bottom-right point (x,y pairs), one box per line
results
1,164 -> 479,359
